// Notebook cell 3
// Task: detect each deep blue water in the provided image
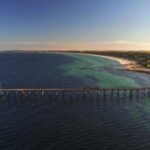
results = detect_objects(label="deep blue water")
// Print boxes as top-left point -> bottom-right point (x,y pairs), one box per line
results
0,96 -> 150,150
0,52 -> 89,88
0,52 -> 150,150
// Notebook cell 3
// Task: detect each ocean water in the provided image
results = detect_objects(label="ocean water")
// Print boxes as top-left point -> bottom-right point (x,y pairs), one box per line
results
0,96 -> 150,150
0,52 -> 88,88
1,52 -> 150,88
0,52 -> 150,150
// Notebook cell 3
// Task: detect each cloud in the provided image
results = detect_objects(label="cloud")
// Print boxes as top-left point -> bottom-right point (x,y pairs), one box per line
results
0,41 -> 150,51
116,40 -> 150,45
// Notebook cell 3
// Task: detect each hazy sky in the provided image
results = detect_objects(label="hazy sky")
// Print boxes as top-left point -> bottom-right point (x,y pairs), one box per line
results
0,0 -> 150,50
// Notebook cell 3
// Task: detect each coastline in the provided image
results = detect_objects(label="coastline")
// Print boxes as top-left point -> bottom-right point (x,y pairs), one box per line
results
98,55 -> 150,74
73,52 -> 150,74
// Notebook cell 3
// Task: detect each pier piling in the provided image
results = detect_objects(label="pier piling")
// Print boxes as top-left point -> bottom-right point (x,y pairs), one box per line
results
0,87 -> 149,101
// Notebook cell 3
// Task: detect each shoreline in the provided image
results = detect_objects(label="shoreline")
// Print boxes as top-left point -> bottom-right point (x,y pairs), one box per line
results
70,52 -> 150,74
99,55 -> 150,74
92,54 -> 150,74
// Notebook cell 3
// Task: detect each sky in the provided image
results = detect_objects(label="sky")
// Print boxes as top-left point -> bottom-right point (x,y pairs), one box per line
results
0,0 -> 150,51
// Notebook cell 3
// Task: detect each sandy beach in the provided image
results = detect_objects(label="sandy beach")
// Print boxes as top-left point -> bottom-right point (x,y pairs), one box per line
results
100,55 -> 150,74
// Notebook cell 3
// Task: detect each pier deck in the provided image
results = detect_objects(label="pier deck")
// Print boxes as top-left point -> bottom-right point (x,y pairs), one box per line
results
0,87 -> 150,100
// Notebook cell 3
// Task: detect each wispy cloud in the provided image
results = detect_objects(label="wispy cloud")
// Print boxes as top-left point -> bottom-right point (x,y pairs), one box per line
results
0,41 -> 150,51
116,40 -> 150,45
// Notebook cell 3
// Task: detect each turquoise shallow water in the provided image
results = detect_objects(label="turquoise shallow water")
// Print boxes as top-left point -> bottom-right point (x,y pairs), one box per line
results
61,53 -> 150,88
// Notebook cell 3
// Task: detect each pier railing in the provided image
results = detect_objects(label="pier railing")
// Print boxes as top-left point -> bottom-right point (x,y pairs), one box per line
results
0,87 -> 150,100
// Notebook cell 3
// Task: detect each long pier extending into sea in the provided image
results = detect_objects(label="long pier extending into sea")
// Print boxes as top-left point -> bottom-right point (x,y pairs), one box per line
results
0,87 -> 150,100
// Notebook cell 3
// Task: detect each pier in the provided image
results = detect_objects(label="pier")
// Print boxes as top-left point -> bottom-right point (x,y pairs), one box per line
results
0,87 -> 150,101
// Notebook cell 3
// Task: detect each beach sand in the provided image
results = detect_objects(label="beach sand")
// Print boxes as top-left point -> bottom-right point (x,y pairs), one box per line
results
99,55 -> 150,74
